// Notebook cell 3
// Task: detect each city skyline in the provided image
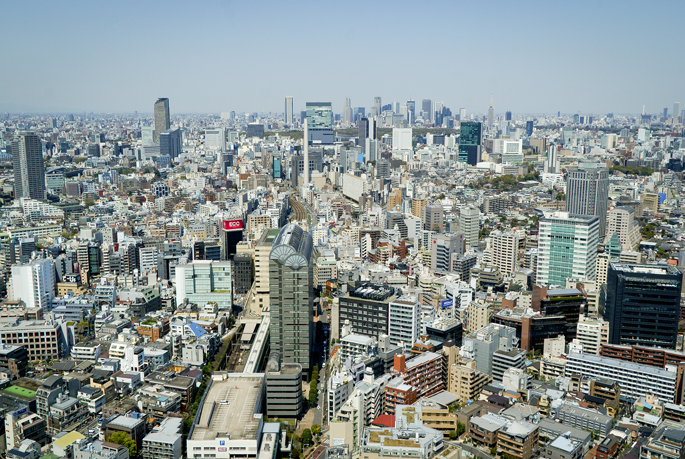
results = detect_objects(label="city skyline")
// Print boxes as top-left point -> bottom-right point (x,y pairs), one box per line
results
1,0 -> 684,114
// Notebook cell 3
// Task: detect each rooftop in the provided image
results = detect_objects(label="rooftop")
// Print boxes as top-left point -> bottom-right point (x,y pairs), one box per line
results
190,373 -> 264,441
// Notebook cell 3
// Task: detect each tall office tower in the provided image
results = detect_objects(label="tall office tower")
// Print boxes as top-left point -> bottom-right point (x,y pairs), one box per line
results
153,98 -> 170,143
536,211 -> 599,287
422,99 -> 432,122
12,132 -> 46,201
459,206 -> 480,248
663,108 -> 668,120
269,224 -> 313,373
674,102 -> 681,122
359,117 -> 377,156
406,100 -> 415,123
272,152 -> 284,180
526,120 -> 534,136
430,233 -> 464,272
458,121 -> 482,165
605,263 -> 682,349
505,111 -> 512,121
373,97 -> 382,116
490,231 -> 519,275
487,94 -> 494,126
285,96 -> 294,125
434,101 -> 443,123
343,98 -> 352,124
159,127 -> 182,159
422,205 -> 444,232
565,164 -> 609,237
459,108 -> 466,121
305,102 -> 334,144
303,119 -> 309,186
545,145 -> 559,173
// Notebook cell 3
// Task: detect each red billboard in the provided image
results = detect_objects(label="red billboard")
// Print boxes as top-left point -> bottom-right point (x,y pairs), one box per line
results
222,219 -> 243,231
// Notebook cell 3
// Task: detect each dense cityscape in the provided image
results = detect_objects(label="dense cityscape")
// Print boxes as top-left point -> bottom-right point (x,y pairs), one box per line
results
1,95 -> 685,459
2,1 -> 685,458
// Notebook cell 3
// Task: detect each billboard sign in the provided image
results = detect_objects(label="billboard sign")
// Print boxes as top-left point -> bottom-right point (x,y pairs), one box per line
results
441,298 -> 453,309
222,219 -> 243,232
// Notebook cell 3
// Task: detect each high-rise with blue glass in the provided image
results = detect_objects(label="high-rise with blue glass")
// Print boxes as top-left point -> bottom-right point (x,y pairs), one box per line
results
458,121 -> 482,165
536,211 -> 599,287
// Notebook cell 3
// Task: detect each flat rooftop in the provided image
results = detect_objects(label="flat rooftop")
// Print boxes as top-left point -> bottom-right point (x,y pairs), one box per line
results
190,374 -> 264,441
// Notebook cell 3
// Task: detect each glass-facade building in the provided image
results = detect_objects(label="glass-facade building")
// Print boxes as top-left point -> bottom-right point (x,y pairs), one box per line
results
272,154 -> 284,180
458,121 -> 482,165
536,212 -> 599,287
269,224 -> 313,374
175,261 -> 233,310
306,102 -> 334,144
605,263 -> 682,349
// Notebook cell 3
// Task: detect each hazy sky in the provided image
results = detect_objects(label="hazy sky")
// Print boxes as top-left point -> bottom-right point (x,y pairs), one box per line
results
1,0 -> 684,115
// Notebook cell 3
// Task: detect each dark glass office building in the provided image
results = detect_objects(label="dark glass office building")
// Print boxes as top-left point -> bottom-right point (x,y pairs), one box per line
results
458,121 -> 482,165
526,120 -> 534,136
604,263 -> 682,349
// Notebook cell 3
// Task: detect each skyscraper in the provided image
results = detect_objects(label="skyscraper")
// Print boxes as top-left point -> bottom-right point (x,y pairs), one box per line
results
605,263 -> 682,349
12,131 -> 46,201
159,127 -> 182,159
565,163 -> 609,237
487,94 -> 494,126
269,224 -> 313,373
285,96 -> 294,125
303,119 -> 309,186
526,120 -> 534,136
505,111 -> 512,121
406,100 -> 415,123
373,97 -> 382,117
305,102 -> 333,144
459,108 -> 466,121
536,211 -> 599,286
343,97 -> 352,124
422,99 -> 432,122
458,121 -> 482,165
674,102 -> 681,122
154,98 -> 170,143
359,117 -> 376,155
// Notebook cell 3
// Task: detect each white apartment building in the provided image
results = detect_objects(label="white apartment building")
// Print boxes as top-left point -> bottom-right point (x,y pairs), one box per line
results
490,231 -> 519,275
565,352 -> 677,402
388,297 -> 421,350
11,259 -> 55,312
574,317 -> 609,355
138,247 -> 160,274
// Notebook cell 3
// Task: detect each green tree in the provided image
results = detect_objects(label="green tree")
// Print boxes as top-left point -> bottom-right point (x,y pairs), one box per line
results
312,424 -> 321,435
449,430 -> 459,440
292,447 -> 301,459
301,428 -> 313,447
457,422 -> 466,436
491,447 -> 498,456
84,197 -> 95,208
107,432 -> 136,457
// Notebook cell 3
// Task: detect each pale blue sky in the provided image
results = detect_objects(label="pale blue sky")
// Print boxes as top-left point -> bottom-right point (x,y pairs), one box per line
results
1,0 -> 684,115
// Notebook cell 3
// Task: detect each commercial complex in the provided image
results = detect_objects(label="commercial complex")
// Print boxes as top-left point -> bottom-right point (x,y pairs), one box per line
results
269,224 -> 313,373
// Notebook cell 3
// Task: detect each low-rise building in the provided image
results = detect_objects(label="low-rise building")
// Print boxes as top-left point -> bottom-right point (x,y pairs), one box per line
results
543,432 -> 584,459
497,420 -> 539,459
141,417 -> 182,459
553,403 -> 613,437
